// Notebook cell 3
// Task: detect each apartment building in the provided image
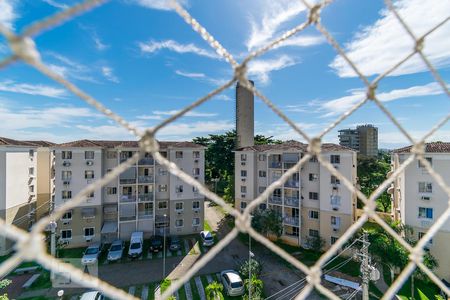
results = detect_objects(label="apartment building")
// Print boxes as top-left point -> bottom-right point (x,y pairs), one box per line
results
390,142 -> 450,280
339,124 -> 378,157
0,138 -> 53,255
52,140 -> 205,248
235,141 -> 357,249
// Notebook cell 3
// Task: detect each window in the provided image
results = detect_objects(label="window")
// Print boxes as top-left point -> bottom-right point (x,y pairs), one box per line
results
158,201 -> 168,209
62,211 -> 72,220
158,185 -> 167,192
240,202 -> 247,209
85,170 -> 94,179
175,219 -> 184,227
258,186 -> 266,194
258,154 -> 266,161
308,210 -> 319,219
259,203 -> 267,210
309,156 -> 318,163
61,230 -> 72,240
309,173 -> 319,181
419,182 -> 432,193
29,149 -> 34,157
241,186 -> 247,193
84,227 -> 94,238
292,227 -> 299,237
309,192 -> 319,200
85,151 -> 94,159
309,229 -> 319,237
158,168 -> 167,176
418,232 -> 433,244
87,191 -> 94,198
176,185 -> 184,193
193,186 -> 199,193
193,168 -> 200,176
175,202 -> 183,211
241,154 -> 247,161
418,207 -> 433,219
330,155 -> 340,164
62,190 -> 72,199
62,171 -> 72,180
28,167 -> 34,176
175,151 -> 183,159
418,157 -> 432,168
241,170 -> 247,177
193,201 -> 200,210
192,218 -> 200,226
193,151 -> 200,159
29,185 -> 34,193
106,187 -> 117,195
331,175 -> 340,185
62,151 -> 72,159
143,203 -> 153,215
331,216 -> 341,227
258,170 -> 266,177
106,151 -> 117,159
331,236 -> 339,245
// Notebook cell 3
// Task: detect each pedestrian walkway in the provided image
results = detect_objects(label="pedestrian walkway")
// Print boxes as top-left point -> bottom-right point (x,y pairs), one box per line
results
184,280 -> 193,300
194,276 -> 206,300
141,285 -> 148,300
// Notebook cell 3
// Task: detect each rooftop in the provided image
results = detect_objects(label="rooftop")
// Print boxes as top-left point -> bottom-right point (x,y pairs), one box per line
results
394,142 -> 450,153
55,139 -> 204,149
0,137 -> 53,147
236,140 -> 355,152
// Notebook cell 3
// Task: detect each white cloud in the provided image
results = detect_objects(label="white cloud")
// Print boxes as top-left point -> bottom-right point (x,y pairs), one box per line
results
153,110 -> 218,117
139,40 -> 219,59
101,66 -> 119,83
93,34 -> 108,51
46,52 -> 97,83
319,82 -> 445,117
157,120 -> 234,138
214,94 -> 233,102
42,0 -> 69,9
0,80 -> 67,98
379,130 -> 450,146
175,69 -> 227,86
132,0 -> 188,11
0,0 -> 17,30
248,55 -> 298,84
272,35 -> 325,49
136,115 -> 163,120
175,70 -> 206,79
330,0 -> 450,77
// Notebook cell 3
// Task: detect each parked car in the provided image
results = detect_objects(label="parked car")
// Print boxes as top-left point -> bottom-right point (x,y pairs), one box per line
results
169,236 -> 181,252
200,230 -> 214,247
107,239 -> 124,262
128,231 -> 143,258
80,291 -> 104,300
81,243 -> 102,265
220,270 -> 245,297
149,235 -> 166,253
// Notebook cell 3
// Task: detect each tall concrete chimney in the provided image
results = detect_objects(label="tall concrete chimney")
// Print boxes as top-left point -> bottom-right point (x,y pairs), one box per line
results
236,80 -> 254,149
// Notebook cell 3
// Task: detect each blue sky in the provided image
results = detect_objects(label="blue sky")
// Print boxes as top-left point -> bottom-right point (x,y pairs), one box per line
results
0,0 -> 449,148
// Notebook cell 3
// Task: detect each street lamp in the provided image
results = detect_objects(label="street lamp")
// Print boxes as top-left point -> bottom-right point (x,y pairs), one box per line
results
163,214 -> 167,280
57,289 -> 64,300
212,178 -> 220,194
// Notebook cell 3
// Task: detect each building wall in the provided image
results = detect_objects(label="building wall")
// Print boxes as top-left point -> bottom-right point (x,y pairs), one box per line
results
36,148 -> 52,220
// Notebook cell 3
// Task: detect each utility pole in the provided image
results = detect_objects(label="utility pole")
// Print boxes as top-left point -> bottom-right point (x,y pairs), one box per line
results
49,220 -> 57,281
361,232 -> 370,300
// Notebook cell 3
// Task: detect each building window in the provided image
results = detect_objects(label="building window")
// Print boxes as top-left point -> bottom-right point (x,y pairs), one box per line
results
241,170 -> 247,177
193,201 -> 200,210
158,168 -> 167,176
62,170 -> 72,180
240,202 -> 247,209
158,185 -> 168,192
144,203 -> 153,215
61,230 -> 72,240
29,185 -> 34,193
241,154 -> 247,161
106,151 -> 117,159
176,185 -> 184,193
193,151 -> 200,159
84,227 -> 94,238
331,175 -> 340,185
308,210 -> 319,219
330,155 -> 340,164
85,151 -> 94,159
29,167 -> 34,176
292,227 -> 299,237
258,186 -> 266,194
106,187 -> 117,195
259,203 -> 267,210
258,170 -> 266,178
175,219 -> 184,227
258,154 -> 266,161
241,186 -> 247,193
61,211 -> 72,221
418,207 -> 433,219
309,156 -> 318,163
175,151 -> 183,159
62,151 -> 72,159
158,201 -> 168,209
193,168 -> 200,176
29,149 -> 34,157
192,217 -> 200,226
418,232 -> 433,244
309,173 -> 319,181
309,229 -> 319,237
331,216 -> 341,227
331,236 -> 339,245
87,191 -> 94,198
85,170 -> 94,179
62,190 -> 72,199
175,202 -> 183,211
418,157 -> 432,168
309,192 -> 319,200
193,186 -> 199,193
418,182 -> 432,193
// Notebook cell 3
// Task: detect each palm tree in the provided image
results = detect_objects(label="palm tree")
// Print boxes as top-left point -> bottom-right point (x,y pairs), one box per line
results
205,281 -> 224,300
243,274 -> 264,300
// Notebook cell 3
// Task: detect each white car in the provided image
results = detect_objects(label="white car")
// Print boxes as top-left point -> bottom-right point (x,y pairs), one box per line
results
80,291 -> 104,300
200,230 -> 214,247
128,231 -> 143,258
220,270 -> 245,296
81,243 -> 102,265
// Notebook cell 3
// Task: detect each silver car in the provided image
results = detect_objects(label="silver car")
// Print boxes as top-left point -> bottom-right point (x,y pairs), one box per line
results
107,240 -> 124,262
220,270 -> 245,296
200,231 -> 214,247
81,243 -> 102,265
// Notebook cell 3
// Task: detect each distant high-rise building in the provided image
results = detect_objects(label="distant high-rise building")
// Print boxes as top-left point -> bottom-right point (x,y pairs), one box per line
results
338,124 -> 378,157
236,80 -> 254,149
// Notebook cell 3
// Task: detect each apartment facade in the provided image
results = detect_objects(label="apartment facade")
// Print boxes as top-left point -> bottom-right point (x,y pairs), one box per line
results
390,142 -> 450,281
52,140 -> 205,248
338,124 -> 378,157
235,141 -> 357,249
0,138 -> 53,255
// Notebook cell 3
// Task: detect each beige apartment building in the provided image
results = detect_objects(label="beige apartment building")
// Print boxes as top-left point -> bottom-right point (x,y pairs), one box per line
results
235,141 -> 357,249
52,140 -> 205,248
390,142 -> 450,281
339,124 -> 378,157
0,138 -> 53,255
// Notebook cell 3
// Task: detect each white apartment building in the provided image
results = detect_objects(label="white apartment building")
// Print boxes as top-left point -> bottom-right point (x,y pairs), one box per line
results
52,140 -> 205,248
235,141 -> 357,249
390,142 -> 450,281
0,138 -> 53,255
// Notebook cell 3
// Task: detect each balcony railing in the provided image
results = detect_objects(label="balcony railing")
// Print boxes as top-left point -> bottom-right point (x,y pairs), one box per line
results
284,216 -> 300,226
268,196 -> 282,205
138,158 -> 154,165
138,175 -> 153,183
119,216 -> 136,222
120,157 -> 133,163
120,195 -> 136,203
330,195 -> 341,210
284,196 -> 300,207
138,193 -> 154,202
120,178 -> 136,184
138,212 -> 153,219
284,180 -> 300,188
283,162 -> 297,169
269,161 -> 282,168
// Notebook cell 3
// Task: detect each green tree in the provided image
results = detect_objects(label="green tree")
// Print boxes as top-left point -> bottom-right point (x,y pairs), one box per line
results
305,236 -> 326,252
251,208 -> 283,238
0,279 -> 11,300
239,258 -> 263,279
205,281 -> 224,300
243,274 -> 264,300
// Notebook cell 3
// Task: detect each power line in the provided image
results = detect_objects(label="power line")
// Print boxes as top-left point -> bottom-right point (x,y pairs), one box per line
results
11,199 -> 51,226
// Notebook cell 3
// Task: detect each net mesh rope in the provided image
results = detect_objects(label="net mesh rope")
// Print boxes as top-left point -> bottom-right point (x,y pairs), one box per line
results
0,0 -> 449,299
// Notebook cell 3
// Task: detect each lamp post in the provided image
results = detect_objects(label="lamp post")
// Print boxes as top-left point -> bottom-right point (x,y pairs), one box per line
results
163,214 -> 167,280
212,178 -> 219,194
57,289 -> 64,300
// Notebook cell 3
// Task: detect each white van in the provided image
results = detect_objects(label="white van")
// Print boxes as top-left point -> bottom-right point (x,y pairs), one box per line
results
128,231 -> 144,258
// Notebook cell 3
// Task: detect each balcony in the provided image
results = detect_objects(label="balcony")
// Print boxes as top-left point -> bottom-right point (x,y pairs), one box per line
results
138,175 -> 153,184
269,161 -> 282,169
283,162 -> 297,169
120,194 -> 136,203
284,180 -> 300,188
138,158 -> 154,165
268,196 -> 282,205
330,195 -> 341,211
138,212 -> 153,219
120,178 -> 136,184
138,193 -> 154,202
284,196 -> 300,207
284,216 -> 300,226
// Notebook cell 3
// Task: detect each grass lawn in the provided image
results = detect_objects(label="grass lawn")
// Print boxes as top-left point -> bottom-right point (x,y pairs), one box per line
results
28,270 -> 52,290
190,279 -> 200,300
147,283 -> 155,300
397,277 -> 440,300
177,283 -> 187,300
58,247 -> 85,258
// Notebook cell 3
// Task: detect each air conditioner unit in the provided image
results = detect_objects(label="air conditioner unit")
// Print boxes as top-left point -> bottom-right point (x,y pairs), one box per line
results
194,159 -> 199,163
333,228 -> 338,232
194,176 -> 199,180
86,160 -> 94,166
193,209 -> 199,213
85,237 -> 92,242
62,161 -> 71,167
421,196 -> 431,201
62,220 -> 71,225
241,162 -> 246,166
177,211 -> 183,215
63,180 -> 70,185
241,194 -> 246,198
241,178 -> 246,182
